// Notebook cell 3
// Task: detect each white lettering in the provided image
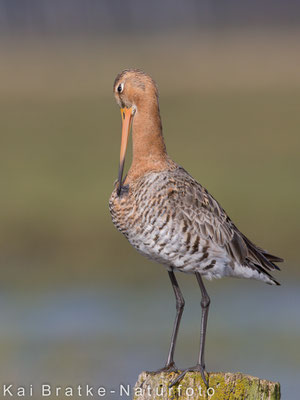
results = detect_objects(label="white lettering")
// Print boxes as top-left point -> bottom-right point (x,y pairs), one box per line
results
198,385 -> 203,396
17,387 -> 25,397
86,385 -> 94,396
42,385 -> 51,396
177,385 -> 182,396
134,387 -> 143,396
0,382 -> 216,399
146,385 -> 151,396
120,384 -> 130,396
97,387 -> 106,397
65,387 -> 73,397
3,385 -> 13,396
55,387 -> 61,396
155,386 -> 164,396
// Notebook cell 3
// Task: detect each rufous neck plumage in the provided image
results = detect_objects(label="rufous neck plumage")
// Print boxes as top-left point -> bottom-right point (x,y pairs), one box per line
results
126,97 -> 170,183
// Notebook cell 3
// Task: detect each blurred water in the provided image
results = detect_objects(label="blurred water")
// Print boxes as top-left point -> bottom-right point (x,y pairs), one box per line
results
0,277 -> 298,399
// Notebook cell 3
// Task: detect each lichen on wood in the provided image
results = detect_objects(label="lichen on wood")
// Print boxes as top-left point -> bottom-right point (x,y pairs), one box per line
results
133,371 -> 280,400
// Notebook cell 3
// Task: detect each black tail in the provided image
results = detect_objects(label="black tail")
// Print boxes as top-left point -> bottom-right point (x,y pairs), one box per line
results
240,233 -> 283,285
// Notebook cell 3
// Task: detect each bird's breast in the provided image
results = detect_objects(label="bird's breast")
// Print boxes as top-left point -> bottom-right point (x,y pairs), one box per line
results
109,170 -> 207,266
109,182 -> 135,236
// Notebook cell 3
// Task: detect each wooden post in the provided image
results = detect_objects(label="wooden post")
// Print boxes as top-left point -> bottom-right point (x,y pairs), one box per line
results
133,371 -> 280,400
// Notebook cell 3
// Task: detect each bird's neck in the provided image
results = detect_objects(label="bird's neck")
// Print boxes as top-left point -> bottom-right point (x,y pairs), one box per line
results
126,100 -> 170,182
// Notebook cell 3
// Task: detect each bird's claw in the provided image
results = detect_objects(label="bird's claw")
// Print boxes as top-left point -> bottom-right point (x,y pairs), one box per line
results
169,364 -> 208,388
150,361 -> 179,374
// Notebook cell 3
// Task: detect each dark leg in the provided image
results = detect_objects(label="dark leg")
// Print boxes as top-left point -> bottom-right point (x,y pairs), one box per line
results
170,272 -> 210,387
196,272 -> 210,370
153,269 -> 185,373
166,269 -> 185,368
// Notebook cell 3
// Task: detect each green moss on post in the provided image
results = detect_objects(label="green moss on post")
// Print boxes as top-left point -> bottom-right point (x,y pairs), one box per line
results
133,371 -> 280,400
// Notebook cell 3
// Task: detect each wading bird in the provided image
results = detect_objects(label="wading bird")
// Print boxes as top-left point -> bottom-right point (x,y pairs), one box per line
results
109,69 -> 282,387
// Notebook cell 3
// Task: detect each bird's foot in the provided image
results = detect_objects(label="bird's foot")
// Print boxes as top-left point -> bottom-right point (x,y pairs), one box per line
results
169,363 -> 208,388
150,361 -> 179,374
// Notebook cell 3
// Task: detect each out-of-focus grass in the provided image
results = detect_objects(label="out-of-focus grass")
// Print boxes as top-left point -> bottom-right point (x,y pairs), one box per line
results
0,31 -> 299,287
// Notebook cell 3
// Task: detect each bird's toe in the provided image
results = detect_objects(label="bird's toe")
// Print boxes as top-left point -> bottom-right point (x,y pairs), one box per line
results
150,361 -> 179,374
169,364 -> 208,388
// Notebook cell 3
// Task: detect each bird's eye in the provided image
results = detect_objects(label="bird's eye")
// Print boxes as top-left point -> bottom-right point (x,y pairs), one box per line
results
117,83 -> 124,93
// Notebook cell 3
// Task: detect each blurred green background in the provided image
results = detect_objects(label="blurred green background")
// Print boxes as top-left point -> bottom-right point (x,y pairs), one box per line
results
0,1 -> 299,399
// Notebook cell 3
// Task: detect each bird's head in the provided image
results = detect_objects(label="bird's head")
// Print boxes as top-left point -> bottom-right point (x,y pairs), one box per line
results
113,69 -> 159,195
113,68 -> 158,110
